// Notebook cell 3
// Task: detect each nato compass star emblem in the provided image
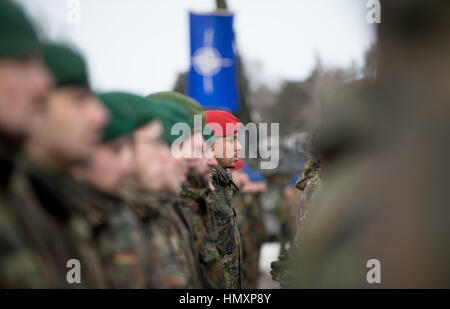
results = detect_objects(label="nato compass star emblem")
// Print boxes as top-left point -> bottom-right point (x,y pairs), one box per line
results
192,28 -> 233,94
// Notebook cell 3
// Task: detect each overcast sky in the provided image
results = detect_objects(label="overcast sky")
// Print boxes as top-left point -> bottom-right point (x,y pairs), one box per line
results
17,0 -> 376,96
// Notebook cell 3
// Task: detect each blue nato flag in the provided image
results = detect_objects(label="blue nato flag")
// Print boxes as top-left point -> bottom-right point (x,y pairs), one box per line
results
187,12 -> 240,113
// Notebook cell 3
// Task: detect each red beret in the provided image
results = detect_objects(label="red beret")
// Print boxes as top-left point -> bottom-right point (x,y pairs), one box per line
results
205,110 -> 240,137
231,158 -> 244,171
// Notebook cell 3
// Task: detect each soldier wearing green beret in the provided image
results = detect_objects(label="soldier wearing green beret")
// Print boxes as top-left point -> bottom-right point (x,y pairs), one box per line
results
149,92 -> 228,288
0,0 -> 52,138
0,0 -> 53,287
5,42 -> 110,287
66,92 -> 163,288
122,95 -> 201,288
150,92 -> 207,122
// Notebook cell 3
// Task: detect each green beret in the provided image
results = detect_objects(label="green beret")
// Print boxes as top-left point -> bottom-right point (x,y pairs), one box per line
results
145,96 -> 193,146
148,92 -> 214,145
0,0 -> 39,58
42,42 -> 90,88
149,92 -> 206,124
98,92 -> 159,143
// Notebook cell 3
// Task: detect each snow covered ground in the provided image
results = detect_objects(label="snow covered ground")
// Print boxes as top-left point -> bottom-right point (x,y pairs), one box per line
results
257,242 -> 281,289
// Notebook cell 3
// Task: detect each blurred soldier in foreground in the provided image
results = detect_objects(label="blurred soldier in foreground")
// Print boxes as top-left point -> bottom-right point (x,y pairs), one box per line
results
0,0 -> 51,141
70,92 -> 157,288
150,92 -> 227,288
123,95 -> 201,288
8,42 -> 109,287
289,0 -> 450,288
205,110 -> 243,289
0,0 -> 52,287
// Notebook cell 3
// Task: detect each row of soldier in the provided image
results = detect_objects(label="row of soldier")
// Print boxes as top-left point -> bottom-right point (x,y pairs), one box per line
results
0,0 -> 267,288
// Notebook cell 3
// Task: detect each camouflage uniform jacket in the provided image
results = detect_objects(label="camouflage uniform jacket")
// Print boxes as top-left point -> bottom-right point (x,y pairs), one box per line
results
0,142 -> 62,288
178,184 -> 226,288
6,156 -> 107,288
125,191 -> 201,288
62,182 -> 149,288
207,165 -> 242,289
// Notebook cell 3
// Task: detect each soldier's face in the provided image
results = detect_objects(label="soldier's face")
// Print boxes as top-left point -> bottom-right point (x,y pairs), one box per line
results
212,133 -> 242,169
0,54 -> 52,138
133,121 -> 177,193
83,137 -> 134,195
181,131 -> 217,183
28,86 -> 109,164
195,142 -> 218,183
171,133 -> 195,185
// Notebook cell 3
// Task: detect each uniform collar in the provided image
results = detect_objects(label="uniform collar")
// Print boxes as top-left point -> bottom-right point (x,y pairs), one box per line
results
212,164 -> 240,191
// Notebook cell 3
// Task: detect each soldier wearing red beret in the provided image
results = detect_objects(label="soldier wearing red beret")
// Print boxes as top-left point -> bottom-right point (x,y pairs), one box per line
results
205,110 -> 243,289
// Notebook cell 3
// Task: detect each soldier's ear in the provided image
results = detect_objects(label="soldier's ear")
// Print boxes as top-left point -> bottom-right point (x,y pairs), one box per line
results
211,141 -> 216,151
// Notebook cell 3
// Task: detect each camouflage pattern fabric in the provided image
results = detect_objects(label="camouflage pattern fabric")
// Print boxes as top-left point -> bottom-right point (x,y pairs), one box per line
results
5,155 -> 107,288
207,165 -> 242,289
0,142 -> 61,288
178,183 -> 226,288
61,181 -> 149,288
125,190 -> 201,288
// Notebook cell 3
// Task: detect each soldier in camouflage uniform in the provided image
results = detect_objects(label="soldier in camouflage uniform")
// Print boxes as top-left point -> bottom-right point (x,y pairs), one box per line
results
150,92 -> 227,289
178,177 -> 226,288
6,41 -> 110,287
0,0 -> 54,288
205,110 -> 243,289
68,91 -> 161,288
124,95 -> 202,288
126,192 -> 201,288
